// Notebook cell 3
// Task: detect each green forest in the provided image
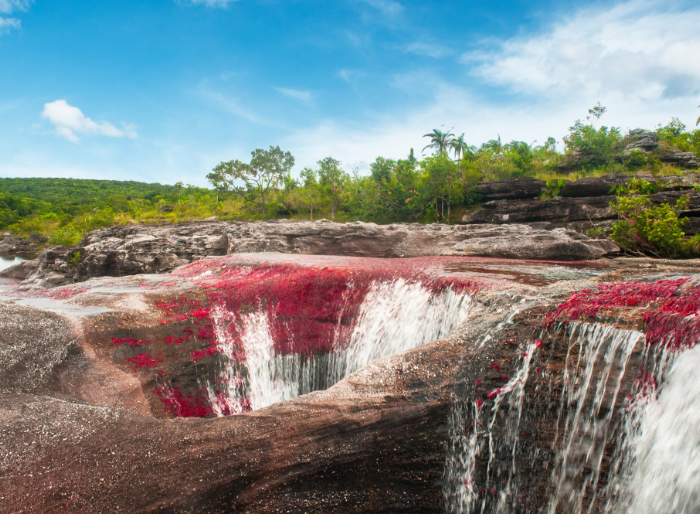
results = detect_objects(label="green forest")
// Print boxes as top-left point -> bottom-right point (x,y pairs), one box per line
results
2,106 -> 700,256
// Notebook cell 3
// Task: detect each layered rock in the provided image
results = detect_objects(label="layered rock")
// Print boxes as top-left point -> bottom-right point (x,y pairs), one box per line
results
0,233 -> 46,255
464,173 -> 700,235
8,221 -> 618,288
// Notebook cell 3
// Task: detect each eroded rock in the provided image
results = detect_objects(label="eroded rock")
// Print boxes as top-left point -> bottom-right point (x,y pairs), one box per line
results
10,221 -> 618,288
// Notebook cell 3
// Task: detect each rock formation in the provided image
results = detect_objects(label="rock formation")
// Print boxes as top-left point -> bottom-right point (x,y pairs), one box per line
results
4,221 -> 618,288
464,173 -> 700,235
1,251 -> 698,513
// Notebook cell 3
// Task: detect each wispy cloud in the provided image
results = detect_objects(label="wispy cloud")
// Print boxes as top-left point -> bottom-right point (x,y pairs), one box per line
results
356,0 -> 403,17
274,87 -> 313,103
41,100 -> 138,143
406,41 -> 449,58
0,0 -> 33,14
0,0 -> 31,35
464,0 -> 700,101
0,16 -> 19,34
199,88 -> 284,128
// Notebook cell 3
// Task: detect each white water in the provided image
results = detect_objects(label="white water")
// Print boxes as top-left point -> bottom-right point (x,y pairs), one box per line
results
605,344 -> 700,514
444,340 -> 541,514
547,323 -> 642,514
443,322 -> 646,514
209,279 -> 472,413
0,254 -> 25,272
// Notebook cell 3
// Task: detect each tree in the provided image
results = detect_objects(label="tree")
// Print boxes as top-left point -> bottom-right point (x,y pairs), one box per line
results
503,141 -> 535,176
421,154 -> 463,224
422,129 -> 454,155
317,157 -> 348,221
207,146 -> 295,214
482,135 -> 503,155
174,182 -> 183,204
370,157 -> 395,183
450,134 -> 475,162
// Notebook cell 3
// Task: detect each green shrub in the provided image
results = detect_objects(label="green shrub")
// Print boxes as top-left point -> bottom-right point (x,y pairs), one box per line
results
69,251 -> 82,266
542,179 -> 567,199
610,195 -> 687,257
50,227 -> 82,246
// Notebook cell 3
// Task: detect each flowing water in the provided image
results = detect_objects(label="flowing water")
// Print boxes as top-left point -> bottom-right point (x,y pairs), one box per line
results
603,343 -> 700,514
208,279 -> 472,414
0,254 -> 25,273
445,318 -> 700,514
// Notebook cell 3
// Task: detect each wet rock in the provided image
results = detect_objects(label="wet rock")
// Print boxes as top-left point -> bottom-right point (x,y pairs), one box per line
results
1,258 -> 697,513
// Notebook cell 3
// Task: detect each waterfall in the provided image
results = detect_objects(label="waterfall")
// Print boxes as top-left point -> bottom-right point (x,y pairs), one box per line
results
604,343 -> 700,514
547,323 -> 642,514
444,339 -> 542,514
444,322 -> 645,514
209,279 -> 472,413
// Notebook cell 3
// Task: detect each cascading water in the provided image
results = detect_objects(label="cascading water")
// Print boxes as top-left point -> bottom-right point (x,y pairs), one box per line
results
603,343 -> 700,514
546,323 -> 642,514
444,322 -> 646,514
210,278 -> 472,413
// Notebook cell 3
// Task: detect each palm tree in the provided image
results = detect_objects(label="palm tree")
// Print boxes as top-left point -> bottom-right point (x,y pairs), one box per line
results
449,134 -> 475,161
422,129 -> 454,155
482,134 -> 503,155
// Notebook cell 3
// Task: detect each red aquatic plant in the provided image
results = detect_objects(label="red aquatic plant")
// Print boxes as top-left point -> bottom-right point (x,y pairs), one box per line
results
545,278 -> 700,350
111,336 -> 149,347
128,353 -> 159,369
154,385 -> 213,418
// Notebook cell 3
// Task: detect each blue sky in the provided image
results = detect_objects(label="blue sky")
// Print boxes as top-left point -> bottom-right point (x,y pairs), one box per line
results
1,0 -> 699,186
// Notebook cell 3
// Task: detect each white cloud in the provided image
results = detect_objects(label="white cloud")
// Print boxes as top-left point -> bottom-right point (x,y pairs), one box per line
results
356,0 -> 403,17
284,74 -> 698,174
406,41 -> 449,58
274,87 -> 313,103
0,0 -> 30,34
41,100 -> 138,143
0,16 -> 19,34
0,0 -> 32,14
464,0 -> 700,102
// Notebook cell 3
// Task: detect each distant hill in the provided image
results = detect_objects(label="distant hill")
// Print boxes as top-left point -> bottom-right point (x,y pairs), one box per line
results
0,177 -> 183,205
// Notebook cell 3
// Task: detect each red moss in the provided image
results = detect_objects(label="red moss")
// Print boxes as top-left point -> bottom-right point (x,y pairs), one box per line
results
545,278 -> 700,350
111,336 -> 149,347
46,287 -> 89,300
128,353 -> 159,369
191,346 -> 219,361
154,386 -> 212,418
189,307 -> 210,319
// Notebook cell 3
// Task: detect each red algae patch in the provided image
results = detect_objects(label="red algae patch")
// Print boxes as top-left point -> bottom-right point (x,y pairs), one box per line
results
114,255 -> 486,418
544,278 -> 700,350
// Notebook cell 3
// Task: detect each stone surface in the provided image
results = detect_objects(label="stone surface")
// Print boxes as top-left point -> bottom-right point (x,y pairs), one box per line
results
0,235 -> 41,256
9,221 -> 618,288
0,256 -> 697,513
473,177 -> 546,201
464,174 -> 700,235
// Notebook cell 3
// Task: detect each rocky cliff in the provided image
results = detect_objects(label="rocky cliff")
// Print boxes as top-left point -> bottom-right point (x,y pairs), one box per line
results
464,172 -> 700,235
